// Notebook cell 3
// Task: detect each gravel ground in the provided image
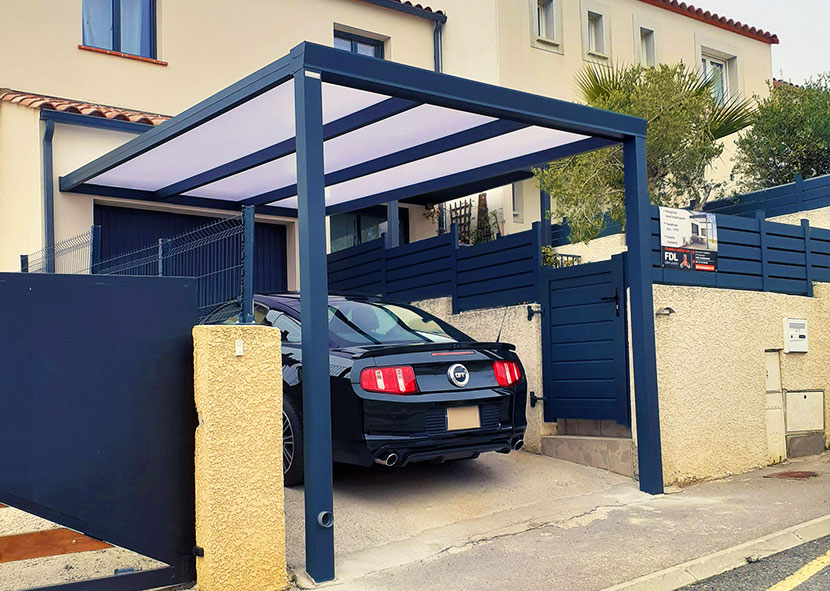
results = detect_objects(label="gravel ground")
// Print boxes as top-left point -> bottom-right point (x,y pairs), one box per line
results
0,506 -> 164,590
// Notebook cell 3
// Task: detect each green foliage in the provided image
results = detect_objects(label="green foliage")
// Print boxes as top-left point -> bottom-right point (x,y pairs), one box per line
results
733,73 -> 830,191
541,245 -> 581,268
535,63 -> 755,244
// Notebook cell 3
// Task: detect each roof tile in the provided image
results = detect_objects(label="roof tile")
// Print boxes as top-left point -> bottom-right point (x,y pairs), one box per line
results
638,0 -> 778,44
0,89 -> 169,126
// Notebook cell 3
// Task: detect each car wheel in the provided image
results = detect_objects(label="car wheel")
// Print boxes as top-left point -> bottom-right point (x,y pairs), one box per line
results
283,395 -> 304,486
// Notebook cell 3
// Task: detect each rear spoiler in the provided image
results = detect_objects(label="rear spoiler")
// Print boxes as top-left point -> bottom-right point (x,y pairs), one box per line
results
351,341 -> 515,359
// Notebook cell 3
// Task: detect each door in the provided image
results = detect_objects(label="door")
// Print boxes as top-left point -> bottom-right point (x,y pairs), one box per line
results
540,253 -> 630,425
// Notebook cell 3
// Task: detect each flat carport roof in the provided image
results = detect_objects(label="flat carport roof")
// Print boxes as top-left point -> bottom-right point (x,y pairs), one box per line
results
61,42 -> 662,583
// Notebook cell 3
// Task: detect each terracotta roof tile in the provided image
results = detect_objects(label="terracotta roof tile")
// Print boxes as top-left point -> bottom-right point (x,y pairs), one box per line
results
0,89 -> 169,126
638,0 -> 778,44
361,0 -> 444,18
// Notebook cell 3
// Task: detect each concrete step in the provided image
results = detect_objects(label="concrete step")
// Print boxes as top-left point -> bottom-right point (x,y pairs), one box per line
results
541,435 -> 634,478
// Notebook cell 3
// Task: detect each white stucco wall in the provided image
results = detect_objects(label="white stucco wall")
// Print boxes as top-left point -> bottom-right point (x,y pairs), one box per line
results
652,283 -> 830,485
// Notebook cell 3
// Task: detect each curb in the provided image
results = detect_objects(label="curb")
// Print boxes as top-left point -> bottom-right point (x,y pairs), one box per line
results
599,514 -> 830,591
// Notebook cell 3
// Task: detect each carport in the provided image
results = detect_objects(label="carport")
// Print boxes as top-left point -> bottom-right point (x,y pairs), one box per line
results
60,41 -> 661,583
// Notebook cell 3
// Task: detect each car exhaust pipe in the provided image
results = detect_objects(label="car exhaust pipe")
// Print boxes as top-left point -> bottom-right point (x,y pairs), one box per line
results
512,438 -> 524,451
374,452 -> 399,467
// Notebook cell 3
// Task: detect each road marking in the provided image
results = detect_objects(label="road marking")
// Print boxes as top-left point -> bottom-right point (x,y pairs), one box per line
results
767,550 -> 830,591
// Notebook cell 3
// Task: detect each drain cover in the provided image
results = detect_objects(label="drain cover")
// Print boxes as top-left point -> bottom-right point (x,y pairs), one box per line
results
764,470 -> 820,480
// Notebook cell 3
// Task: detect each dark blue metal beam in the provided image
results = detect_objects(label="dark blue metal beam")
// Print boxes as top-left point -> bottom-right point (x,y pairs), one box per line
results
299,43 -> 646,141
540,188 -> 552,246
294,68 -> 335,583
240,119 -> 529,207
40,110 -> 154,134
324,136 -> 617,216
65,182 -> 298,218
59,51 -> 297,192
157,97 -> 419,199
623,135 -> 663,495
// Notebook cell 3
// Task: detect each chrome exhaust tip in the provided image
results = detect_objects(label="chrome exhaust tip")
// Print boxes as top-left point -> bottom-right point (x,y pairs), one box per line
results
374,452 -> 399,467
512,438 -> 524,451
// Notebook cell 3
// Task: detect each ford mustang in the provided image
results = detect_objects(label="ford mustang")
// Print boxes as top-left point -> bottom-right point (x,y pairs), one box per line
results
207,293 -> 527,485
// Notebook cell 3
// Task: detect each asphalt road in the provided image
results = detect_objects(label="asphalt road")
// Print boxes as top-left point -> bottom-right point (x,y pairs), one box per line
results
679,535 -> 830,591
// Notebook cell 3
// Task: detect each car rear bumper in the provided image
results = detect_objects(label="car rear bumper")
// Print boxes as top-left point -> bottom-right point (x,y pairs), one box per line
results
361,425 -> 525,466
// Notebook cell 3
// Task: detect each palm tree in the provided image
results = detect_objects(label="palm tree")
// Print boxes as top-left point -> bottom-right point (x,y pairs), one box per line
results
575,63 -> 756,140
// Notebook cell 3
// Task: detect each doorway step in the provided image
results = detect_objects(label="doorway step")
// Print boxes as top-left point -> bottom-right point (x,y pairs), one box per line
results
540,419 -> 635,478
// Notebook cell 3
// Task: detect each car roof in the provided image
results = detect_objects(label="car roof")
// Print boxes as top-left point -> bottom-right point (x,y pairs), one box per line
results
254,292 -> 387,310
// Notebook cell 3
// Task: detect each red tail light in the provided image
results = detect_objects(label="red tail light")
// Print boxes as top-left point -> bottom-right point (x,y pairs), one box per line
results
360,366 -> 419,394
493,361 -> 522,387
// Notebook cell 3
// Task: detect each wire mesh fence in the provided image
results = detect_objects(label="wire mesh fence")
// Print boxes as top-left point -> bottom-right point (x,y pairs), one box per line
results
21,229 -> 96,274
21,208 -> 255,323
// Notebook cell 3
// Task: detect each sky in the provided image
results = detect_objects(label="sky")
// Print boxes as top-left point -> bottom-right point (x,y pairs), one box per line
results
693,0 -> 830,85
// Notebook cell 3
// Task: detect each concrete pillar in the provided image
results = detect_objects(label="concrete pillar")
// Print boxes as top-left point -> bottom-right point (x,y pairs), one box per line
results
193,324 -> 287,591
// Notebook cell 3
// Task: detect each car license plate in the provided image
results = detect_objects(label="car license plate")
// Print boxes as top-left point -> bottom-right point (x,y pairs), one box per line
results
446,406 -> 480,431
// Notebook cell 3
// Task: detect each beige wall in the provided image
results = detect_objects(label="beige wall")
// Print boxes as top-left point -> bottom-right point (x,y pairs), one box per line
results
653,283 -> 830,485
0,0 -> 433,117
0,104 -> 42,270
412,296 -> 554,453
193,324 -> 287,591
770,206 -> 830,230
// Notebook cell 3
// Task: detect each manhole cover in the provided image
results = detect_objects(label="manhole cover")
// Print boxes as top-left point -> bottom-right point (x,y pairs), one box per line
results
764,471 -> 820,480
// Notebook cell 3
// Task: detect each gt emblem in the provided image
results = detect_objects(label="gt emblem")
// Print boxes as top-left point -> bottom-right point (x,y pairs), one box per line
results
447,364 -> 470,387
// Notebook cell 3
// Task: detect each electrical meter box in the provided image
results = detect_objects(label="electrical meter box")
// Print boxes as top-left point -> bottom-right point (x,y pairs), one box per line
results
783,318 -> 808,353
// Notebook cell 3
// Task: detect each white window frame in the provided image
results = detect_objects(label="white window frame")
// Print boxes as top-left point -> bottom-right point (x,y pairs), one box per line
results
512,181 -> 525,223
580,1 -> 611,62
695,36 -> 743,102
530,0 -> 563,54
638,27 -> 656,67
632,14 -> 659,67
701,53 -> 728,103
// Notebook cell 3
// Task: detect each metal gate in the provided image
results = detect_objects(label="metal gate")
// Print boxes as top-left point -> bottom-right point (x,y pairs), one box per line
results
0,272 -> 198,590
540,253 -> 630,425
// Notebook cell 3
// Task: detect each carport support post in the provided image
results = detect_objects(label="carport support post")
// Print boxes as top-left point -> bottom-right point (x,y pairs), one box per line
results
623,135 -> 664,495
240,205 -> 255,324
294,67 -> 336,582
539,188 -> 552,246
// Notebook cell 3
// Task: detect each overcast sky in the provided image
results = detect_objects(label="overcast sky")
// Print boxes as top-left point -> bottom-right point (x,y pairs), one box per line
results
693,0 -> 829,85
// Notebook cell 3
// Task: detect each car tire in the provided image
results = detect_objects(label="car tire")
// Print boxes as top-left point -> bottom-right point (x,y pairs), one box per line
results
283,395 -> 304,486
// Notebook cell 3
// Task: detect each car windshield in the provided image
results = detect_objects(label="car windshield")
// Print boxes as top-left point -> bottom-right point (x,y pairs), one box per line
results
327,301 -> 470,346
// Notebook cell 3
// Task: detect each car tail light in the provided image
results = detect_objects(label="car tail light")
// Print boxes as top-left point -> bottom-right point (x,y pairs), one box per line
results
493,361 -> 522,387
360,366 -> 418,394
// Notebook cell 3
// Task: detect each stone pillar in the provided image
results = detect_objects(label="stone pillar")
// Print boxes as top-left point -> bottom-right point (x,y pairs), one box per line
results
193,325 -> 287,591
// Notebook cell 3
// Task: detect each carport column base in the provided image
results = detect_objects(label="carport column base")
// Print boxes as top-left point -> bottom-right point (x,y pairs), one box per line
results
193,325 -> 287,591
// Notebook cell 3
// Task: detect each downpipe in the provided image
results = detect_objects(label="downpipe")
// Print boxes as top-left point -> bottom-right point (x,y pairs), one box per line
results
374,451 -> 399,467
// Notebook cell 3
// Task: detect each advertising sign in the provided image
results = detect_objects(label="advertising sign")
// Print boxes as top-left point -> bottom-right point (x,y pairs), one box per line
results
659,207 -> 718,272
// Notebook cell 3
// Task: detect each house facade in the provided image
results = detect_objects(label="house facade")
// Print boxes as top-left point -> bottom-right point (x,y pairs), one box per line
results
1,0 -> 777,283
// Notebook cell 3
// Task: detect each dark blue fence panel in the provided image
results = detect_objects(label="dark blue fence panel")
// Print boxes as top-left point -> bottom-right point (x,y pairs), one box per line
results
0,272 -> 197,588
650,205 -> 830,296
455,222 -> 541,312
385,227 -> 456,301
327,237 -> 385,295
703,174 -> 830,219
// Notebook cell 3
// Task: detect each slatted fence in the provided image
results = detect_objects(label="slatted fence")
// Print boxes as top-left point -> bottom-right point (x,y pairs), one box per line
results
703,174 -> 830,219
649,206 -> 830,296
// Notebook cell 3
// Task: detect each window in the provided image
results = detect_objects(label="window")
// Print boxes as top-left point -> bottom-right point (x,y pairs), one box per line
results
639,27 -> 655,67
511,182 -> 524,223
265,312 -> 302,343
329,206 -> 409,252
587,12 -> 605,55
82,0 -> 156,58
333,30 -> 384,59
701,54 -> 728,103
537,1 -> 555,41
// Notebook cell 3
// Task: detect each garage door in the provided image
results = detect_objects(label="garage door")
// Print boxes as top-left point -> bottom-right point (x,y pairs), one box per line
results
94,204 -> 288,293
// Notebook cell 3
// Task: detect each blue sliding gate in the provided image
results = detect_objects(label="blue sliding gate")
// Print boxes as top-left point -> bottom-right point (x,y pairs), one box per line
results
540,253 -> 630,426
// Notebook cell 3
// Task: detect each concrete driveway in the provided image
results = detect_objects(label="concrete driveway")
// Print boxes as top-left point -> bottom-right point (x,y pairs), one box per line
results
284,450 -> 645,585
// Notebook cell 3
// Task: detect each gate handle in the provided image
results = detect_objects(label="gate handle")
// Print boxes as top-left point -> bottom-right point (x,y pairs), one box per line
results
601,289 -> 620,317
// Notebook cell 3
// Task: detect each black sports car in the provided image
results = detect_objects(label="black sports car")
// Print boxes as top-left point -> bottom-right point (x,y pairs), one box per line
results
208,294 -> 527,485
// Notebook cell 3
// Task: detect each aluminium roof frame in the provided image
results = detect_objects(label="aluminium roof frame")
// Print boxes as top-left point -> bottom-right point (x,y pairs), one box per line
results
59,42 -> 662,583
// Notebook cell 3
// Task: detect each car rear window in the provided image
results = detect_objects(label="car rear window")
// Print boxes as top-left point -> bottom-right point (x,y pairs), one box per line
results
327,301 -> 469,346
